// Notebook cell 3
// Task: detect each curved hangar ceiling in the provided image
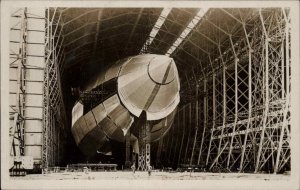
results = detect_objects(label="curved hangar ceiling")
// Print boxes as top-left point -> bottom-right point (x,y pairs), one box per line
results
51,8 -> 265,103
52,8 -> 198,86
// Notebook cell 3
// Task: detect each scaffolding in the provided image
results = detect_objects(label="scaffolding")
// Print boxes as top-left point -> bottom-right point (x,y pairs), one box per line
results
162,8 -> 291,174
42,8 -> 67,169
9,8 -> 28,158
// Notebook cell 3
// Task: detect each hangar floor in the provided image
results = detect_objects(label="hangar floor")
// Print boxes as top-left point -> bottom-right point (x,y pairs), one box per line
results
12,171 -> 289,180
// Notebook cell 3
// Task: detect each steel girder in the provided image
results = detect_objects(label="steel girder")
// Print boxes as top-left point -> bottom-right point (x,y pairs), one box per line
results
42,8 -> 68,169
161,8 -> 291,174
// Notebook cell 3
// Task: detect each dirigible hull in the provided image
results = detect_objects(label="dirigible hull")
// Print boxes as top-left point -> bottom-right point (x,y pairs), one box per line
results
71,54 -> 180,157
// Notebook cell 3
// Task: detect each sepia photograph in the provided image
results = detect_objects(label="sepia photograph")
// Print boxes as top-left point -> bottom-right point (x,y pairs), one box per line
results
1,1 -> 299,189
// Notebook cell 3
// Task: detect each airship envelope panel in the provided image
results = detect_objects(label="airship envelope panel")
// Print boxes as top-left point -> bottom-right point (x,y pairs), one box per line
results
118,54 -> 180,121
71,54 -> 180,157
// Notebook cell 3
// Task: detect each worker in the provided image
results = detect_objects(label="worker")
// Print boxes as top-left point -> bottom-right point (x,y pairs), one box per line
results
131,164 -> 136,174
147,165 -> 152,176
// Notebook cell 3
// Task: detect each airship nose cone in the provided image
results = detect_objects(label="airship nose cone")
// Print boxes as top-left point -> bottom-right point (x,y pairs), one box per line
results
117,54 -> 180,120
148,56 -> 175,85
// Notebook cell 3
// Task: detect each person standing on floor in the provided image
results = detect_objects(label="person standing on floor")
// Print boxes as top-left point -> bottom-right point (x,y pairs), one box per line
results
131,164 -> 136,174
147,165 -> 152,176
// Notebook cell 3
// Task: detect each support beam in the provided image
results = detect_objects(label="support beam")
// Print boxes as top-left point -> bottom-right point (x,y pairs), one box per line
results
177,106 -> 186,166
239,22 -> 253,172
210,142 -> 229,170
220,8 -> 243,25
42,8 -> 67,169
198,81 -> 206,165
156,137 -> 164,168
190,127 -> 198,166
183,103 -> 192,165
140,8 -> 171,54
172,115 -> 180,167
206,73 -> 216,166
166,8 -> 209,56
62,9 -> 98,26
216,45 -> 227,165
274,8 -> 291,174
123,8 -> 144,55
174,8 -> 290,174
125,130 -> 131,168
255,10 -> 269,173
226,35 -> 238,168
90,9 -> 104,62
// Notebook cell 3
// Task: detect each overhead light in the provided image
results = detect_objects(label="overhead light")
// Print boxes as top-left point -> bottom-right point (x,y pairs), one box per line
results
140,8 -> 172,54
165,8 -> 209,56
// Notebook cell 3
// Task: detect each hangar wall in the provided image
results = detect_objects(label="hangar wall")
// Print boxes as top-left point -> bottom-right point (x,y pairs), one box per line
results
161,9 -> 291,174
9,8 -> 68,169
9,8 -> 46,167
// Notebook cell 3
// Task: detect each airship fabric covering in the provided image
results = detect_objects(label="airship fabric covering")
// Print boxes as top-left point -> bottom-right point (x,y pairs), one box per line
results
117,54 -> 180,120
73,54 -> 180,156
81,54 -> 180,121
71,95 -> 133,156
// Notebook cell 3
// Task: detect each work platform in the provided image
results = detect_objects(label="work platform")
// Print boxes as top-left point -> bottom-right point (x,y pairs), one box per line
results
67,163 -> 117,172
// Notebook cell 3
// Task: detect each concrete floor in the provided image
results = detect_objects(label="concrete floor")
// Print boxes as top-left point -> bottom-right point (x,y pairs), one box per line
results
11,171 -> 290,180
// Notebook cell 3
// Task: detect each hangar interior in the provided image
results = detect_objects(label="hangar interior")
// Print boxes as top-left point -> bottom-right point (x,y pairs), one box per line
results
8,7 -> 291,175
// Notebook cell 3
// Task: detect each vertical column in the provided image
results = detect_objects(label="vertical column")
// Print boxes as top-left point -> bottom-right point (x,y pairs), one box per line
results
145,143 -> 151,169
43,8 -> 67,168
132,152 -> 136,168
216,46 -> 227,165
167,121 -> 174,164
240,23 -> 253,172
227,35 -> 238,168
163,124 -> 171,165
189,89 -> 198,166
198,80 -> 207,164
43,8 -> 50,169
177,106 -> 186,166
156,137 -> 164,167
206,74 -> 216,166
145,120 -> 151,169
172,115 -> 180,167
190,128 -> 198,166
183,103 -> 192,164
138,145 -> 145,170
125,130 -> 131,168
255,10 -> 269,173
274,8 -> 291,174
138,122 -> 146,171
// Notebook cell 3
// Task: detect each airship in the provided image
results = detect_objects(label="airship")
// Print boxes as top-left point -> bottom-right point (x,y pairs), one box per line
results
71,54 -> 180,158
